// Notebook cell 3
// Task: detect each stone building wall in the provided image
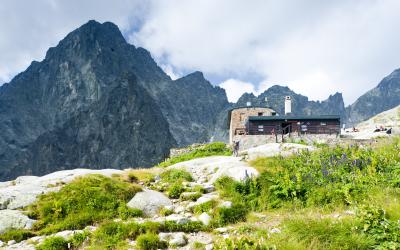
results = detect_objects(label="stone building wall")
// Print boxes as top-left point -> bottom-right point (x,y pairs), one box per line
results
229,107 -> 275,144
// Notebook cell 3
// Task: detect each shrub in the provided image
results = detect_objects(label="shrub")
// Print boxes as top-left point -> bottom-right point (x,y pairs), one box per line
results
126,172 -> 139,183
118,206 -> 143,219
136,233 -> 165,250
69,230 -> 90,248
217,139 -> 400,210
285,217 -> 374,250
214,236 -> 270,250
160,169 -> 193,183
28,174 -> 141,234
160,221 -> 205,232
36,236 -> 69,250
180,192 -> 202,201
158,142 -> 232,167
159,207 -> 174,216
167,183 -> 185,199
213,203 -> 248,226
0,229 -> 35,243
90,221 -> 142,249
356,205 -> 400,248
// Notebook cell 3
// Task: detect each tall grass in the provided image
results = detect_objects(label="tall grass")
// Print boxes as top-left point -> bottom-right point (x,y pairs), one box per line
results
158,142 -> 232,167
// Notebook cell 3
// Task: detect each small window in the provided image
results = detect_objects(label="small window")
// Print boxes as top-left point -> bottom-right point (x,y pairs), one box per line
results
258,112 -> 263,116
258,125 -> 263,129
240,113 -> 246,121
258,128 -> 264,132
320,122 -> 327,126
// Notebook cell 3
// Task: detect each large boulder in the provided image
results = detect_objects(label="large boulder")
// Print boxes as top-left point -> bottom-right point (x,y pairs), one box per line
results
127,189 -> 172,216
246,143 -> 314,160
168,156 -> 259,184
0,210 -> 36,234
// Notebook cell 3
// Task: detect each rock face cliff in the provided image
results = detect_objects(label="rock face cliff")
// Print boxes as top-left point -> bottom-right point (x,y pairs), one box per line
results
0,20 -> 228,180
236,85 -> 346,120
346,69 -> 400,125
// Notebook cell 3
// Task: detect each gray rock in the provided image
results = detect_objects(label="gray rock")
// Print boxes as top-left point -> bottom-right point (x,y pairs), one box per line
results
165,214 -> 189,224
8,240 -> 16,246
0,210 -> 36,234
169,232 -> 187,246
202,184 -> 215,193
219,201 -> 232,208
198,212 -> 211,226
127,189 -> 171,216
215,227 -> 228,234
206,244 -> 214,250
0,240 -> 4,247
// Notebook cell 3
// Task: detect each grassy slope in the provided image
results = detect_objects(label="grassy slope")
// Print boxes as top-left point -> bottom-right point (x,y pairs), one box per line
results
2,139 -> 400,249
214,137 -> 400,249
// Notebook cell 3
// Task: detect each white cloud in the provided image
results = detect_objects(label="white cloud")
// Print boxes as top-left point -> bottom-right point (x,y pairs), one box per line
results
131,0 -> 400,104
219,79 -> 256,103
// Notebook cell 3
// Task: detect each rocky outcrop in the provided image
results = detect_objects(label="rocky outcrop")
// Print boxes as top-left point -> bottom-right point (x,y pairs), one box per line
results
0,169 -> 123,210
167,156 -> 259,184
0,210 -> 36,234
346,69 -> 400,125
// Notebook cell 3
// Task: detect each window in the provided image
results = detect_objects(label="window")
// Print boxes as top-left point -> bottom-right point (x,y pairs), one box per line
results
240,113 -> 246,121
258,112 -> 263,116
320,122 -> 327,126
258,125 -> 263,129
258,128 -> 264,132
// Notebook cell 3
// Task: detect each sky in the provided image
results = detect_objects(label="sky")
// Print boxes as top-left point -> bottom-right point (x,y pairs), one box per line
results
1,0 -> 400,104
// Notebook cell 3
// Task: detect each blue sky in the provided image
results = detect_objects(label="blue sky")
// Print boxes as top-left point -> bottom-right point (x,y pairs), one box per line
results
1,0 -> 400,104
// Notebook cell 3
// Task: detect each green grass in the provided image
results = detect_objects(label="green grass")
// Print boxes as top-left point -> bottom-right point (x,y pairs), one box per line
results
136,233 -> 165,250
167,182 -> 185,199
89,221 -> 140,249
212,203 -> 248,226
86,220 -> 204,249
27,174 -> 142,234
160,169 -> 193,183
36,236 -> 69,250
0,229 -> 35,243
212,138 -> 400,249
158,142 -> 232,167
192,200 -> 218,214
283,217 -> 373,250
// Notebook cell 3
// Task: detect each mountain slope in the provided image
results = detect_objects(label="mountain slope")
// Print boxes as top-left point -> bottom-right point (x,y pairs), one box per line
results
0,20 -> 227,180
346,69 -> 400,125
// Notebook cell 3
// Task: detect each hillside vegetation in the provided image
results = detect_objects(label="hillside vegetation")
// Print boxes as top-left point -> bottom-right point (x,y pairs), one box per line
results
214,138 -> 400,249
1,139 -> 400,249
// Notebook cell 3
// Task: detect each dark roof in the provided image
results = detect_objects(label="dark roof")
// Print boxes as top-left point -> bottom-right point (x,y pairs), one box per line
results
248,115 -> 340,121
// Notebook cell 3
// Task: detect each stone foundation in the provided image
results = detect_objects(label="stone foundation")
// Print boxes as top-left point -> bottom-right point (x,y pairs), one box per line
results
232,133 -> 340,150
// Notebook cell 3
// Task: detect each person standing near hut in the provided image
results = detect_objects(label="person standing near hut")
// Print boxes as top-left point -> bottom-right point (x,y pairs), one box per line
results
233,140 -> 240,157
